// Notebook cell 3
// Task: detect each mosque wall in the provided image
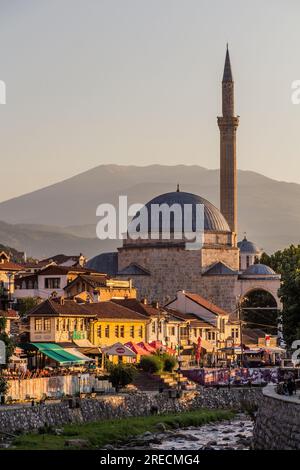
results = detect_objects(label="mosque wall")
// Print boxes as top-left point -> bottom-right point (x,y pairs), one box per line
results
200,246 -> 239,271
118,245 -> 281,313
118,246 -> 240,311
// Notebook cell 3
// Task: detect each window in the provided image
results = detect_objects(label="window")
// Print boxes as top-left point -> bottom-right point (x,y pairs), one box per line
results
138,325 -> 143,337
120,326 -> 125,338
180,327 -> 189,339
152,322 -> 156,333
206,330 -> 215,341
45,278 -> 61,289
130,326 -> 135,338
231,328 -> 239,339
220,319 -> 225,334
97,325 -> 102,338
169,326 -> 175,336
246,256 -> 250,268
115,325 -> 119,338
44,319 -> 51,331
105,325 -> 110,338
35,319 -> 43,331
158,321 -> 162,333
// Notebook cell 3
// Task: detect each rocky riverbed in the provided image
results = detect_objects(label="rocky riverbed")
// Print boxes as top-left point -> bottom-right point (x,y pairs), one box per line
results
114,414 -> 253,450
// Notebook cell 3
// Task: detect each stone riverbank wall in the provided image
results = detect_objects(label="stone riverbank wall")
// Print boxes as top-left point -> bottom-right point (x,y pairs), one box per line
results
7,375 -> 112,401
0,388 -> 262,434
253,384 -> 300,450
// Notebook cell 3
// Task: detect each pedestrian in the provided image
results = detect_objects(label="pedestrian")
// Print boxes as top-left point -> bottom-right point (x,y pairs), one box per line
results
287,378 -> 294,396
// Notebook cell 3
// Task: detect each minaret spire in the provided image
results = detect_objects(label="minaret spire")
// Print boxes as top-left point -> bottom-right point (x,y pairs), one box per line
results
218,45 -> 239,240
222,44 -> 233,82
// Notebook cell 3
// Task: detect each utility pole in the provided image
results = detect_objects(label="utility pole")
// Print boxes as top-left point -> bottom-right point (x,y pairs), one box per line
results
238,299 -> 244,367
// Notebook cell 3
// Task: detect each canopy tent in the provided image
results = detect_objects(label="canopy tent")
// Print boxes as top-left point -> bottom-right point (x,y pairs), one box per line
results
165,346 -> 176,355
137,342 -> 156,353
243,348 -> 264,355
263,346 -> 286,354
148,341 -> 176,355
72,338 -> 101,355
149,340 -> 164,350
30,343 -> 88,365
103,342 -> 136,357
63,347 -> 95,362
125,341 -> 150,355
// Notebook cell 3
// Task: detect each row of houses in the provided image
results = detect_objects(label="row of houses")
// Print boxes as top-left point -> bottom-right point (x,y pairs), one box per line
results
0,251 -> 137,307
25,292 -> 240,350
1,250 -> 277,369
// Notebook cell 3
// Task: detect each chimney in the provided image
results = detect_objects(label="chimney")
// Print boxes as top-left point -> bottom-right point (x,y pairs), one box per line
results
142,298 -> 148,305
60,297 -> 65,305
152,301 -> 159,309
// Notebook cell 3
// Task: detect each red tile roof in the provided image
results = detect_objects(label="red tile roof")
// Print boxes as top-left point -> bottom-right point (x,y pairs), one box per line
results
38,265 -> 103,276
64,273 -> 108,290
112,299 -> 165,317
0,261 -> 23,271
84,301 -> 148,321
0,309 -> 19,319
27,299 -> 96,317
164,307 -> 215,327
184,292 -> 229,316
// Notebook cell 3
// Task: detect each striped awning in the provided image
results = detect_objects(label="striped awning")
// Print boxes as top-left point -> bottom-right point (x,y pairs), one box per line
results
31,343 -> 87,365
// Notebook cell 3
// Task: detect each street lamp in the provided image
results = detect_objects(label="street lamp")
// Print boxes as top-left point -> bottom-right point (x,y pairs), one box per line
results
236,295 -> 245,367
77,373 -> 81,396
176,354 -> 183,397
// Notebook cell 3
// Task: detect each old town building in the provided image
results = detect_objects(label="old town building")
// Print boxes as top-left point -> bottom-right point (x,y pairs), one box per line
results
0,251 -> 23,309
64,274 -> 136,302
27,298 -> 96,343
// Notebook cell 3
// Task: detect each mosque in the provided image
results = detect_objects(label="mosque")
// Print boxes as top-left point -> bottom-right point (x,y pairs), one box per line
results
88,47 -> 281,315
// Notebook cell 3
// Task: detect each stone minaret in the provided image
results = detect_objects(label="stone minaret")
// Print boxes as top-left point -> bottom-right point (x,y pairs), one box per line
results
218,45 -> 239,238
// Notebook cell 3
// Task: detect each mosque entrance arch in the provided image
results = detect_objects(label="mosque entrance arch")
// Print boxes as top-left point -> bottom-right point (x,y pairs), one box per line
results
240,288 -> 279,335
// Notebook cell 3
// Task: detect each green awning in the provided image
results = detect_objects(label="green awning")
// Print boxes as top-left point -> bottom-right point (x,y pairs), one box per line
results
31,343 -> 86,365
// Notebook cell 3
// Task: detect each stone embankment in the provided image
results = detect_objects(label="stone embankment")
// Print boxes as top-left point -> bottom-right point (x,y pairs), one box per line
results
0,387 -> 261,434
253,384 -> 300,450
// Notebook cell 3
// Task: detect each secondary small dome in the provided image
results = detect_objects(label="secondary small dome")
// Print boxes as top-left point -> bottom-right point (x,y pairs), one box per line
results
238,236 -> 260,254
242,264 -> 277,276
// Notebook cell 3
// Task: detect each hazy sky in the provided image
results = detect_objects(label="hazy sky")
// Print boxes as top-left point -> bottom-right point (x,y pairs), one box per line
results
0,0 -> 300,201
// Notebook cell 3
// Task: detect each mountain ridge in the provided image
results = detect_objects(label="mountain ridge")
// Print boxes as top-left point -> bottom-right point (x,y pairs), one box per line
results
0,164 -> 300,257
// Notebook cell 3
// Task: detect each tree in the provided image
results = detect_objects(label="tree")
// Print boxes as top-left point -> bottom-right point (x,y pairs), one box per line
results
0,317 -> 15,363
162,354 -> 177,372
140,355 -> 163,373
261,245 -> 300,347
107,363 -> 137,392
0,376 -> 9,402
18,297 -> 41,317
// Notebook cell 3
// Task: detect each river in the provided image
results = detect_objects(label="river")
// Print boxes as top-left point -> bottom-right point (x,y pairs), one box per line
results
113,413 -> 254,451
150,414 -> 253,450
